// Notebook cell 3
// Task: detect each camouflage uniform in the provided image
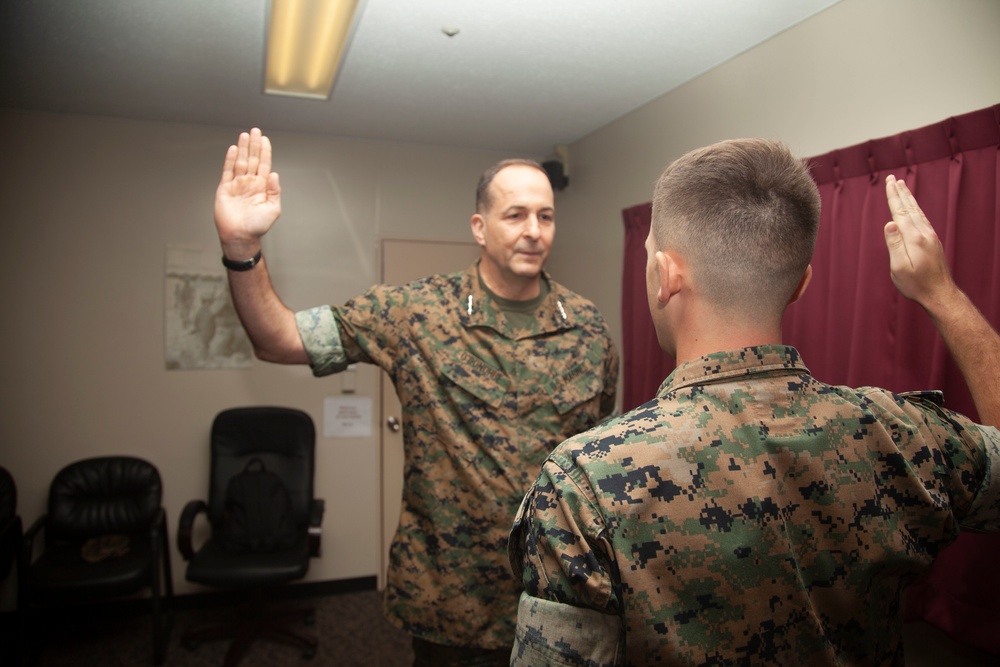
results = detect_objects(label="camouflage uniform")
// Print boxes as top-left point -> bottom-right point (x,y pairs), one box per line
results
509,345 -> 1000,666
295,263 -> 619,650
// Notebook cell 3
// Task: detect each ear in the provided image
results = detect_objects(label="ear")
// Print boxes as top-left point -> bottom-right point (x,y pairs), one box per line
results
470,213 -> 487,247
655,251 -> 683,305
787,264 -> 813,305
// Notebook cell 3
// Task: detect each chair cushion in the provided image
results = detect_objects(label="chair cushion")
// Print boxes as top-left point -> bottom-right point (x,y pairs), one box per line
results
186,534 -> 311,588
27,538 -> 154,600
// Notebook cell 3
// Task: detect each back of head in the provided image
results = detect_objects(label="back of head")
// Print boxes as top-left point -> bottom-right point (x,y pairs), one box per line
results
651,139 -> 820,317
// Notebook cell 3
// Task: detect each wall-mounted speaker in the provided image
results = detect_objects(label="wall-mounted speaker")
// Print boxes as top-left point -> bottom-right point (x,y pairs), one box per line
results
542,159 -> 569,191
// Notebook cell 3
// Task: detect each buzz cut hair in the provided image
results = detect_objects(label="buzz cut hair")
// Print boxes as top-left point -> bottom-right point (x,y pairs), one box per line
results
651,138 -> 821,315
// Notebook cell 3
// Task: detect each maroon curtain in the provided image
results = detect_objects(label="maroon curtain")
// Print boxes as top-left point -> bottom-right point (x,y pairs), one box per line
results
794,105 -> 1000,657
787,104 -> 1000,422
621,202 -> 674,412
621,104 -> 1000,654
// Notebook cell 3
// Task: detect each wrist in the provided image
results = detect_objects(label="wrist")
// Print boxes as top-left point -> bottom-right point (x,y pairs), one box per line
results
220,238 -> 261,258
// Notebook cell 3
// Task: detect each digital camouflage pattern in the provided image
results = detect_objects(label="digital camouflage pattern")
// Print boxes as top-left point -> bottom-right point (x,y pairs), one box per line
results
510,345 -> 1000,666
296,263 -> 618,649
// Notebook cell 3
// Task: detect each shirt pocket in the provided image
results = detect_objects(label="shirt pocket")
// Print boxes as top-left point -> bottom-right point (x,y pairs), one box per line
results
541,361 -> 604,415
438,350 -> 511,409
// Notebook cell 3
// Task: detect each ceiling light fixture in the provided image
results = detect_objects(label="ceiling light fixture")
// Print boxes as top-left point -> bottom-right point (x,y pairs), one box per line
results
264,0 -> 366,99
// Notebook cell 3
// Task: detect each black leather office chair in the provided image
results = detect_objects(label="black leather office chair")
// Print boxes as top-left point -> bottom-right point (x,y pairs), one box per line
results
178,406 -> 324,666
0,466 -> 19,577
21,456 -> 173,665
0,466 -> 24,666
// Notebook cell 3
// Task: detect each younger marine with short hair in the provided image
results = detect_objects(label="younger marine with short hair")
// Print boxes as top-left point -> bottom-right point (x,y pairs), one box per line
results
509,139 -> 1000,666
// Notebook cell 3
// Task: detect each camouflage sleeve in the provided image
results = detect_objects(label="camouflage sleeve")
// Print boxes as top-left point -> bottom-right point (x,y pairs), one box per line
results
294,306 -> 349,376
601,338 -> 620,419
867,389 -> 1000,530
511,592 -> 623,667
294,283 -> 411,377
962,425 -> 1000,531
510,456 -> 624,665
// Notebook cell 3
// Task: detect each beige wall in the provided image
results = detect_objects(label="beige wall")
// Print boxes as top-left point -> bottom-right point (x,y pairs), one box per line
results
2,0 -> 999,608
0,111 -> 512,605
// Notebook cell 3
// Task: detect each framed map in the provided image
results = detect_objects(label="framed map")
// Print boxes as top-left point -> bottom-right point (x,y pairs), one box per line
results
165,245 -> 252,370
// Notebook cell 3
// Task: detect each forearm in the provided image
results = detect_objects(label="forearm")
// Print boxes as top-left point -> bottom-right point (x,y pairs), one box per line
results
924,288 -> 1000,427
224,248 -> 308,365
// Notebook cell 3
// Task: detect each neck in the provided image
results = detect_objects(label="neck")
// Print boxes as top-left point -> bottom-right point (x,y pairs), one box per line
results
672,306 -> 784,364
477,262 -> 542,301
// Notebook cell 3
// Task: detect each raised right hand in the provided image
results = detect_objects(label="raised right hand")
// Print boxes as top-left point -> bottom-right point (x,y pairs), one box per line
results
883,175 -> 957,312
214,128 -> 282,254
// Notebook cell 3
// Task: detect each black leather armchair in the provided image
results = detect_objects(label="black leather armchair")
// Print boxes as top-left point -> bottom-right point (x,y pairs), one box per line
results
21,456 -> 173,665
0,466 -> 24,666
177,406 -> 325,666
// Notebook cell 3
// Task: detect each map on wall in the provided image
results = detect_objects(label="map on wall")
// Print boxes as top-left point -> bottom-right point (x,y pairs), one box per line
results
164,245 -> 253,370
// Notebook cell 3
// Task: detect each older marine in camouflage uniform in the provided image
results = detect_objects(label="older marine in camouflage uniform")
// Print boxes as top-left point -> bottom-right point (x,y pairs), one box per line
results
509,138 -> 1000,665
296,264 -> 617,648
510,345 -> 1000,665
211,128 -> 619,662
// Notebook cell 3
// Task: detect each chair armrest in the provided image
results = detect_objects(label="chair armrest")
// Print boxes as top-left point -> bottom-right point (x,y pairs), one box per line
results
0,514 -> 21,549
21,513 -> 47,566
177,500 -> 207,561
0,514 -> 23,577
148,507 -> 166,542
308,498 -> 325,557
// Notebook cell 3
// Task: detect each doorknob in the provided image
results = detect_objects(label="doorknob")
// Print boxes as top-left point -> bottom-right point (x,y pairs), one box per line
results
386,416 -> 401,432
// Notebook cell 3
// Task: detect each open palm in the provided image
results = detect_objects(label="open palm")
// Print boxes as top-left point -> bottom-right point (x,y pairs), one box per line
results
214,128 -> 282,244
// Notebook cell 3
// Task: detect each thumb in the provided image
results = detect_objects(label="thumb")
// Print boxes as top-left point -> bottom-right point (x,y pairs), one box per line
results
883,221 -> 905,254
267,172 -> 281,201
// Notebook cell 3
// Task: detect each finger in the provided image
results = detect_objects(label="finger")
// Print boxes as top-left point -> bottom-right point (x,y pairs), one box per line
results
886,176 -> 928,233
247,128 -> 262,176
883,219 -> 912,273
258,134 -> 273,180
233,131 -> 250,177
885,175 -> 905,222
267,172 -> 281,208
893,179 -> 933,234
219,144 -> 238,185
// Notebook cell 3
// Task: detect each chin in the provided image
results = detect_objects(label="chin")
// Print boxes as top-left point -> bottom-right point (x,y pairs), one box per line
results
509,261 -> 544,278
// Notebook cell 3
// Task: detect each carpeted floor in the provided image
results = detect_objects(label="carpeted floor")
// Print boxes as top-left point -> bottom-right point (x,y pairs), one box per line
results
9,590 -> 997,666
25,589 -> 413,667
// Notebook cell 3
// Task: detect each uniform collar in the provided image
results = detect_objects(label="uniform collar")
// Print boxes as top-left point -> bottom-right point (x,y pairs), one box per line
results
459,262 -> 574,339
660,345 -> 810,396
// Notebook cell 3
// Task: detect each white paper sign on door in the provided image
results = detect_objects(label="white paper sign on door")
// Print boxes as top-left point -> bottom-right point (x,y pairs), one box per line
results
323,396 -> 373,438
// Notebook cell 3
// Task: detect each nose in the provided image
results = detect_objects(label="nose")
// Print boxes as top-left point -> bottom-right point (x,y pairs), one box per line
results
523,215 -> 541,240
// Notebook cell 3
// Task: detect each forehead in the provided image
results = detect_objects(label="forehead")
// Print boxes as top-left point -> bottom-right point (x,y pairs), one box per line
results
488,165 -> 553,208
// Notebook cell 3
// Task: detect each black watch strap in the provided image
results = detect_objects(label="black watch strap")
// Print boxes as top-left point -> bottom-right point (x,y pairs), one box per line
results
222,250 -> 262,272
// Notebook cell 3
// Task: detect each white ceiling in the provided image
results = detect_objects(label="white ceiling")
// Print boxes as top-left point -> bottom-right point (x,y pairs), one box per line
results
0,0 -> 841,156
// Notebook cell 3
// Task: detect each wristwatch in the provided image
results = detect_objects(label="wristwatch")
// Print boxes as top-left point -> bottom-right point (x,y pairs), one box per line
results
222,250 -> 262,272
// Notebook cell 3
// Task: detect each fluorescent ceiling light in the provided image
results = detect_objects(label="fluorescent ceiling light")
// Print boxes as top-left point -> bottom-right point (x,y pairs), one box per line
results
265,0 -> 364,99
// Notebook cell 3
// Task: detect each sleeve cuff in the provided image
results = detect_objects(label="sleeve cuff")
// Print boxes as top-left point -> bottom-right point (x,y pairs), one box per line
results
294,306 -> 349,377
963,426 -> 1000,531
511,592 -> 622,667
